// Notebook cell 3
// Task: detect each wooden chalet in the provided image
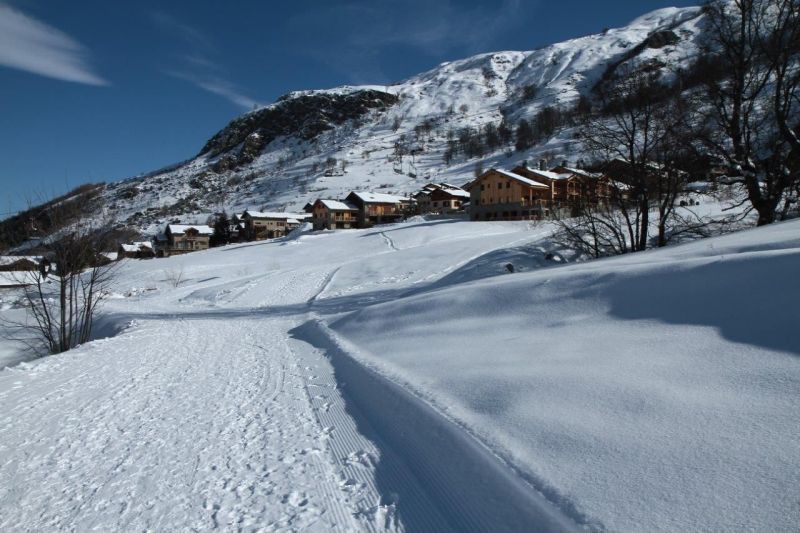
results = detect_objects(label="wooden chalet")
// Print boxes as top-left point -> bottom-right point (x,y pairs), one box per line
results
345,191 -> 411,227
240,210 -> 309,240
0,256 -> 48,288
0,255 -> 44,272
157,224 -> 213,257
465,168 -> 550,221
414,183 -> 470,214
311,199 -> 359,230
117,241 -> 155,260
548,165 -> 613,206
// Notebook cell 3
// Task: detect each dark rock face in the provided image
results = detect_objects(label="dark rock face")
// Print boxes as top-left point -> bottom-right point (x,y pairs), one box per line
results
201,89 -> 399,172
644,30 -> 680,49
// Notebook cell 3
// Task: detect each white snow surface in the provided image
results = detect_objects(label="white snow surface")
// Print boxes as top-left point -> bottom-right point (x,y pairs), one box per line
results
168,224 -> 214,235
0,215 -> 798,531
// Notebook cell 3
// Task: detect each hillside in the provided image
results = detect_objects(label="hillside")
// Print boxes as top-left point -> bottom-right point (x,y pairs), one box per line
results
0,215 -> 797,530
97,6 -> 707,231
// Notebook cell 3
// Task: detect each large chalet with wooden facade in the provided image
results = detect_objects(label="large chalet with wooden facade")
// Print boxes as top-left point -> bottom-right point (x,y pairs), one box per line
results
414,183 -> 470,214
311,199 -> 359,230
466,168 -> 551,221
156,224 -> 213,257
344,191 -> 411,227
467,164 -> 613,221
240,210 -> 309,240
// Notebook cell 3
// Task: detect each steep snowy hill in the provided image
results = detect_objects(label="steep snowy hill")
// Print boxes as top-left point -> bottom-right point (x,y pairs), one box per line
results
101,5 -> 706,231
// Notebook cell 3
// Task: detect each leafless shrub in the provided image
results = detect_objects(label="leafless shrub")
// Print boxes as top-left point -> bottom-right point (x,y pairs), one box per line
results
164,267 -> 185,288
1,231 -> 117,356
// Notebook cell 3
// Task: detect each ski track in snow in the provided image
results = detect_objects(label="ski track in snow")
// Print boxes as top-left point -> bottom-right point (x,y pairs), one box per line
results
0,232 -> 572,531
0,315 -> 368,531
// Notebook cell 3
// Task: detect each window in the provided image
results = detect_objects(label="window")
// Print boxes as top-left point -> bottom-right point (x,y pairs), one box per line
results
480,184 -> 485,191
506,182 -> 511,188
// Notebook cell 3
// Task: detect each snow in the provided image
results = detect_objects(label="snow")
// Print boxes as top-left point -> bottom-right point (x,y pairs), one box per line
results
0,212 -> 797,530
167,224 -> 214,235
120,242 -> 152,253
318,199 -> 358,211
243,210 -> 309,220
0,256 -> 42,266
0,270 -> 40,287
491,168 -> 550,188
521,168 -> 573,181
348,192 -> 410,204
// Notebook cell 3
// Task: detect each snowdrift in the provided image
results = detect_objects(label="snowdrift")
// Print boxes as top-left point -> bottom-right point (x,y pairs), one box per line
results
330,220 -> 800,532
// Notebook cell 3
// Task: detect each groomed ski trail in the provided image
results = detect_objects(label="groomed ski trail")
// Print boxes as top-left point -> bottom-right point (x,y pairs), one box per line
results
0,316 -> 373,531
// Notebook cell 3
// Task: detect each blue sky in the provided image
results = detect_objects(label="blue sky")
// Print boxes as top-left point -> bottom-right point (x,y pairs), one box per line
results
0,0 -> 700,216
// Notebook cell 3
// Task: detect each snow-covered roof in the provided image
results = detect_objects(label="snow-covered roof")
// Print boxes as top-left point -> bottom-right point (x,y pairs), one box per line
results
492,169 -> 549,188
521,168 -> 573,181
316,199 -> 358,211
0,255 -> 42,266
167,224 -> 214,235
557,167 -> 602,179
348,191 -> 410,204
120,242 -> 153,253
244,210 -> 309,221
416,183 -> 470,199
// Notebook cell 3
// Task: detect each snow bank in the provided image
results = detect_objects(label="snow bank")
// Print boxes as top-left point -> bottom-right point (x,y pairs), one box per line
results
291,318 -> 579,532
330,219 -> 800,531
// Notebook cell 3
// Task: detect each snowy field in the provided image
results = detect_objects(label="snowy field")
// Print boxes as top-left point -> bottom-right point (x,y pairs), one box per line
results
0,216 -> 798,531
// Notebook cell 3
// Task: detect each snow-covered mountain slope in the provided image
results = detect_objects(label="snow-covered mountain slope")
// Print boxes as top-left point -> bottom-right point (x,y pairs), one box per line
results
1,214 -> 797,531
102,6 -> 706,231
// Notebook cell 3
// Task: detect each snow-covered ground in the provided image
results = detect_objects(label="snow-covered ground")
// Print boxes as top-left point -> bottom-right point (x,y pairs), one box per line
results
1,215 -> 798,531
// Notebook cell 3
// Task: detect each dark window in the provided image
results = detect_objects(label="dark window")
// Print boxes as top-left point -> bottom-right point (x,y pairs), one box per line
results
506,182 -> 511,188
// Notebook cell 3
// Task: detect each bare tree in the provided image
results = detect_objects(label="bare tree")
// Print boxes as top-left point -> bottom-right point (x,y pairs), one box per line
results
3,229 -> 117,355
699,0 -> 800,225
164,267 -> 185,288
553,197 -> 632,258
579,64 -> 672,252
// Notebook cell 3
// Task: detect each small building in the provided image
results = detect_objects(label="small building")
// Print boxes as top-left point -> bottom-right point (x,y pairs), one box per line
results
240,210 -> 309,240
0,255 -> 44,272
345,191 -> 411,227
466,168 -> 550,221
157,224 -> 213,257
414,183 -> 470,214
117,241 -> 155,260
0,256 -> 48,288
311,199 -> 359,230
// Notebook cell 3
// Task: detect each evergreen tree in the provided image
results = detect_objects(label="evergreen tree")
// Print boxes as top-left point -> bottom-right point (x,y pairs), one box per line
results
211,212 -> 231,247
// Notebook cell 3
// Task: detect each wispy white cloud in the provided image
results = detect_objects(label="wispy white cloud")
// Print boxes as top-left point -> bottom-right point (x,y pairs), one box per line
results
0,4 -> 109,85
151,10 -> 258,110
0,4 -> 108,85
166,70 -> 258,109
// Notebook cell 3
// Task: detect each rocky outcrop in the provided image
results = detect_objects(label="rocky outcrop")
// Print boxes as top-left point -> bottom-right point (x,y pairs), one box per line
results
201,89 -> 399,172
